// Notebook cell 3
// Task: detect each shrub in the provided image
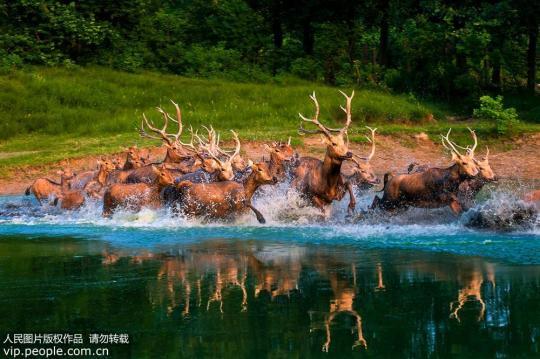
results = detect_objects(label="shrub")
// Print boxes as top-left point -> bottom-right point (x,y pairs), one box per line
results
473,95 -> 519,135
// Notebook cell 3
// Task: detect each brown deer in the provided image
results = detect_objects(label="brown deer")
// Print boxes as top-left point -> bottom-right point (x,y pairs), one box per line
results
139,100 -> 196,164
371,129 -> 479,214
83,159 -> 118,198
25,169 -> 75,205
292,91 -> 356,217
102,166 -> 174,216
457,144 -> 497,210
106,157 -> 146,184
264,137 -> 295,181
343,127 -> 380,189
407,129 -> 496,210
172,161 -> 277,223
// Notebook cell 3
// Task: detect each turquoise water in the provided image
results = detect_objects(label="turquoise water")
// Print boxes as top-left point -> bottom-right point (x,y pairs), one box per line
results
0,194 -> 539,357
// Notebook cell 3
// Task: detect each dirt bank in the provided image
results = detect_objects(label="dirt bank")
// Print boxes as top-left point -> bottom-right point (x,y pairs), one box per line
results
2,133 -> 538,196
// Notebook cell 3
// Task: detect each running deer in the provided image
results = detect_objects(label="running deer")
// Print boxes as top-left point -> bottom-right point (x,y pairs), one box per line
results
407,129 -> 497,210
457,136 -> 497,210
172,161 -> 277,223
102,166 -> 174,216
25,169 -> 76,205
83,159 -> 118,198
139,100 -> 197,165
371,129 -> 479,214
264,137 -> 295,181
292,91 -> 356,216
343,127 -> 380,189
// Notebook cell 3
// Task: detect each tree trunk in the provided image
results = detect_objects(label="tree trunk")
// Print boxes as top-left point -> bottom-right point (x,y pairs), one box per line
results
527,22 -> 538,93
378,0 -> 390,67
491,57 -> 501,88
271,0 -> 283,49
302,18 -> 314,55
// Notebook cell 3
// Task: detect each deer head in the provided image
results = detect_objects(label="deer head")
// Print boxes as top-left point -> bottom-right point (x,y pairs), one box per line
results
474,147 -> 496,181
97,158 -> 117,173
441,129 -> 478,178
264,139 -> 294,163
201,130 -> 242,181
151,166 -> 175,188
298,91 -> 354,162
348,127 -> 380,186
248,161 -> 277,185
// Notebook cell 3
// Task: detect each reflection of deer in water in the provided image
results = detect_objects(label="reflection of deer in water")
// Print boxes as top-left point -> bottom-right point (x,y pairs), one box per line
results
250,254 -> 301,299
157,256 -> 192,316
449,264 -> 495,323
313,263 -> 367,352
207,255 -> 248,313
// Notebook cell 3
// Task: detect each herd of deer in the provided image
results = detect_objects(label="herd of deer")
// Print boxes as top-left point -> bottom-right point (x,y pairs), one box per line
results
25,91 -> 499,222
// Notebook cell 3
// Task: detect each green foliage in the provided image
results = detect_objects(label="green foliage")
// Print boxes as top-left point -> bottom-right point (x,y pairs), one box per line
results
473,96 -> 519,135
0,0 -> 538,100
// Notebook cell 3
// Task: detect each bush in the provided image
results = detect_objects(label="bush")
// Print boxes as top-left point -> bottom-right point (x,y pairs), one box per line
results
473,95 -> 519,135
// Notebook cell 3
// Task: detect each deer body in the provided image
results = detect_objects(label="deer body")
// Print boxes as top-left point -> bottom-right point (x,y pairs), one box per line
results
373,164 -> 475,214
171,162 -> 276,223
102,167 -> 174,216
25,170 -> 74,205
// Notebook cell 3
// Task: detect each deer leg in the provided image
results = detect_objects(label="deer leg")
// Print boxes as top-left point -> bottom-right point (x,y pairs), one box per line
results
246,203 -> 266,224
449,197 -> 463,215
346,182 -> 356,216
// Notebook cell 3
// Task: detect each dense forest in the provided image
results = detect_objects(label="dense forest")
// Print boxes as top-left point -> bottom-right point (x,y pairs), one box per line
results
0,0 -> 538,101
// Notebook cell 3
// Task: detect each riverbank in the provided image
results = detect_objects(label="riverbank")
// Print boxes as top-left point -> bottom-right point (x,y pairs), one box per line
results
2,132 -> 538,196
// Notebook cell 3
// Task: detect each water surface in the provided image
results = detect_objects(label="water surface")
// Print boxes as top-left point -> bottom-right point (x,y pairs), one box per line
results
0,194 -> 539,357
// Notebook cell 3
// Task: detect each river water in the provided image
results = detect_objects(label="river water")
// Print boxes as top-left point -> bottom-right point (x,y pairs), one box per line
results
0,192 -> 539,357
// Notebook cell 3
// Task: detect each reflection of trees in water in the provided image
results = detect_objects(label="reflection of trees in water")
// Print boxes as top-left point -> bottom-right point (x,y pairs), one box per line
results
98,242 -> 538,355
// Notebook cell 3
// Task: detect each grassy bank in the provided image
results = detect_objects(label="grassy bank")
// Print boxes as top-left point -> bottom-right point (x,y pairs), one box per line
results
1,66 -> 538,176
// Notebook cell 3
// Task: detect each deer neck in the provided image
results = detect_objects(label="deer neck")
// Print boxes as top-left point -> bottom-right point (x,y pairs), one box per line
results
60,177 -> 71,191
96,168 -> 109,186
243,173 -> 261,200
322,153 -> 343,188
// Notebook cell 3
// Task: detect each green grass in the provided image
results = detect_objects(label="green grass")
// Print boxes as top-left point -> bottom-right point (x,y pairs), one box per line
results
0,66 -> 539,176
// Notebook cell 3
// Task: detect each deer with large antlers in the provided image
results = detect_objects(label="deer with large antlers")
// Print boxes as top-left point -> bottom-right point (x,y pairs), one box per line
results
139,100 -> 198,164
406,129 -> 496,210
371,129 -> 479,214
170,161 -> 277,223
292,91 -> 356,217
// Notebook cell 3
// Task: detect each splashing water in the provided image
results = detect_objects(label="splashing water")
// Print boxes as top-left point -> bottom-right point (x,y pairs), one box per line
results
0,184 -> 538,263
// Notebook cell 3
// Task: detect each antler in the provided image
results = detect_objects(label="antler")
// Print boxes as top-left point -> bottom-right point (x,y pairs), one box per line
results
467,127 -> 478,157
177,126 -> 199,154
441,129 -> 465,157
338,90 -> 354,134
298,92 -> 332,136
139,99 -> 183,145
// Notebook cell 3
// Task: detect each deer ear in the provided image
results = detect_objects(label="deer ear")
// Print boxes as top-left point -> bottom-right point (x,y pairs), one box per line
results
319,135 -> 327,144
247,159 -> 254,169
151,165 -> 160,175
263,144 -> 272,152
